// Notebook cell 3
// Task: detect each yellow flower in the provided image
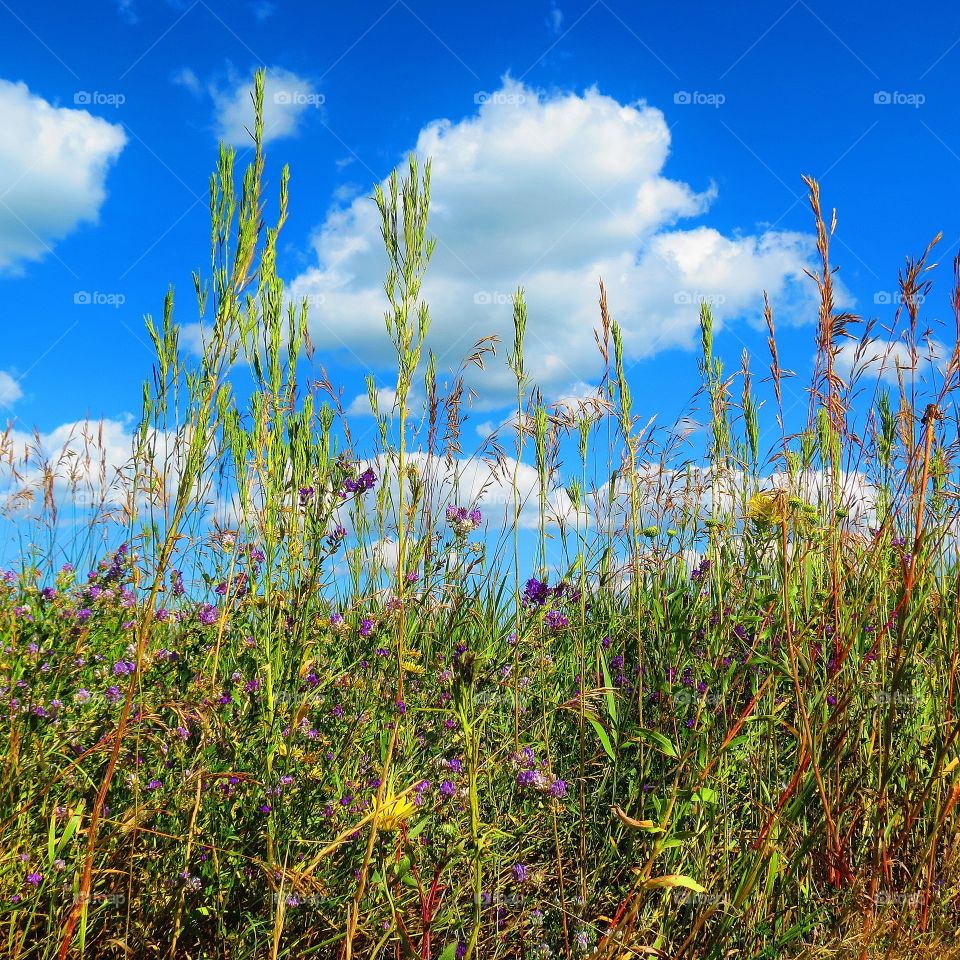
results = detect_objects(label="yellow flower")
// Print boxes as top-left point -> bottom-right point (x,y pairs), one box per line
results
374,787 -> 417,831
747,490 -> 789,526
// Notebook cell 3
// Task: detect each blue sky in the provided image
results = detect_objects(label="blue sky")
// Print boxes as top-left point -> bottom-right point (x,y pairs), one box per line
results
1,0 -> 958,498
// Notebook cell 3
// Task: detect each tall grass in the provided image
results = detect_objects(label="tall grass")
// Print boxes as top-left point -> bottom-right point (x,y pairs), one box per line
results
2,70 -> 960,959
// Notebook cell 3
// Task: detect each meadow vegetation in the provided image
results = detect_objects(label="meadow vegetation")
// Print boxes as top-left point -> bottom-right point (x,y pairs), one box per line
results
3,71 -> 960,959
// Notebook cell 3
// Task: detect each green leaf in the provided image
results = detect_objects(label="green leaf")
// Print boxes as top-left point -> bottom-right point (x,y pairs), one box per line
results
588,715 -> 617,761
630,728 -> 679,759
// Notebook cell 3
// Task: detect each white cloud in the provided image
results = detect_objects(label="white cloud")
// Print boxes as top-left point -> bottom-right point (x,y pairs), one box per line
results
171,67 -> 203,97
0,80 -> 126,274
834,338 -> 945,386
288,78 -> 830,408
347,386 -> 398,417
0,371 -> 22,408
209,67 -> 322,145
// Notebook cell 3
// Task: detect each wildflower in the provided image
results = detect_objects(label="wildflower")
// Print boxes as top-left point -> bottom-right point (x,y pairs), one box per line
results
440,780 -> 456,798
359,618 -> 374,638
690,558 -> 711,582
146,779 -> 162,791
522,578 -> 551,607
74,688 -> 91,704
112,659 -> 135,676
748,490 -> 789,526
197,604 -> 217,626
103,686 -> 122,705
25,872 -> 41,886
512,863 -> 528,882
446,504 -> 482,537
544,609 -> 568,631
326,525 -> 347,549
329,611 -> 349,635
373,787 -> 417,831
299,486 -> 315,506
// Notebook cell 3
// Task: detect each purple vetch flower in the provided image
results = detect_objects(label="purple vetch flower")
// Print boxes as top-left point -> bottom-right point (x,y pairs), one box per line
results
326,525 -> 347,549
511,863 -> 528,882
103,686 -> 123,705
440,779 -> 456,798
359,618 -> 374,638
197,604 -> 217,626
145,779 -> 162,791
548,778 -> 567,798
446,504 -> 482,537
522,578 -> 551,607
112,659 -> 135,676
299,486 -> 315,506
25,872 -> 42,886
545,609 -> 569,631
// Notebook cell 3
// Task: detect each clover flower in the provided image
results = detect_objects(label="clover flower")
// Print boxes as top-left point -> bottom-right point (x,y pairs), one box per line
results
445,504 -> 482,537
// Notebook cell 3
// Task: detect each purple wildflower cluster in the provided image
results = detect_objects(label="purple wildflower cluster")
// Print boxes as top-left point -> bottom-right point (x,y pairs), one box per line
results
513,747 -> 567,798
341,467 -> 377,497
521,577 -> 580,608
445,504 -> 482,537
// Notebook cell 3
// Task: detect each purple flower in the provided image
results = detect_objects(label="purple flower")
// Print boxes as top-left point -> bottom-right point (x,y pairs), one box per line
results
112,659 -> 135,676
359,618 -> 374,638
511,863 -> 528,882
103,686 -> 122,705
146,779 -> 162,791
326,525 -> 347,549
440,780 -> 456,797
25,872 -> 42,886
516,769 -> 538,788
545,609 -> 568,631
522,578 -> 551,607
548,778 -> 567,798
197,604 -> 217,626
299,486 -> 315,506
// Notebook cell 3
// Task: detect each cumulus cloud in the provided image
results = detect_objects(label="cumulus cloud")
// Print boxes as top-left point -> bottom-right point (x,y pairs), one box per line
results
0,80 -> 126,274
288,78 -> 831,408
0,371 -> 22,408
207,66 -> 322,145
833,337 -> 946,386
